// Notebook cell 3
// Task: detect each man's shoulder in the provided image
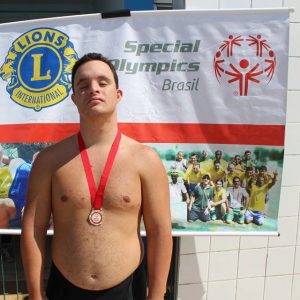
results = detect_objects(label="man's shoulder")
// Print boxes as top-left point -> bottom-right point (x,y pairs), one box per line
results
208,186 -> 214,192
40,134 -> 75,154
227,187 -> 233,194
122,134 -> 159,160
32,134 -> 77,170
241,187 -> 248,195
121,134 -> 166,178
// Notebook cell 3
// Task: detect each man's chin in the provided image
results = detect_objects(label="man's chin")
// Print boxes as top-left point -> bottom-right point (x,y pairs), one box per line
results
83,108 -> 114,118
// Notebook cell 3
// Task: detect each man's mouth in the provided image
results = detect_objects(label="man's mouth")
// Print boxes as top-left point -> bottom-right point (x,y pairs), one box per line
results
88,97 -> 105,104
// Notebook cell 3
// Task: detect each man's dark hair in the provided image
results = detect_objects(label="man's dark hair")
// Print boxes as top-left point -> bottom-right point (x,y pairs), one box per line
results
259,165 -> 267,171
71,53 -> 119,92
233,176 -> 240,182
216,179 -> 223,185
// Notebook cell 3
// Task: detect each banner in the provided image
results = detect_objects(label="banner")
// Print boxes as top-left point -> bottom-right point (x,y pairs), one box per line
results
0,9 -> 289,234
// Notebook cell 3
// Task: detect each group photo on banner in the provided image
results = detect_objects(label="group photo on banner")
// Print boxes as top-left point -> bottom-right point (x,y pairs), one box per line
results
0,8 -> 289,235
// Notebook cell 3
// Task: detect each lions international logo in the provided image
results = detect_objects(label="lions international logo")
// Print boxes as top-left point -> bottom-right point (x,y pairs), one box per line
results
0,28 -> 78,111
213,34 -> 276,96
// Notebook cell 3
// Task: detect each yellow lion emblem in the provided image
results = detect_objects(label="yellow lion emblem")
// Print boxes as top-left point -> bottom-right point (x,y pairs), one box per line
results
0,28 -> 78,111
0,49 -> 19,90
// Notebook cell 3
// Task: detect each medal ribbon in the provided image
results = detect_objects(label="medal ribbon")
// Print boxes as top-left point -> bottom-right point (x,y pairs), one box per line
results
78,131 -> 121,210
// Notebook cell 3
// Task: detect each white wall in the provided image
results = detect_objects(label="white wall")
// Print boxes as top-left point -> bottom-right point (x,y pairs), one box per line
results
178,1 -> 300,299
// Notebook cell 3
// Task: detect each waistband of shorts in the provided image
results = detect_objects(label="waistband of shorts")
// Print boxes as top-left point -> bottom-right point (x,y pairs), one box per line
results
51,261 -> 134,293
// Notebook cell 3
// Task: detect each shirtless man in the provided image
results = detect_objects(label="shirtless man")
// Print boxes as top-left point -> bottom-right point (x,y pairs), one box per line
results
21,53 -> 172,300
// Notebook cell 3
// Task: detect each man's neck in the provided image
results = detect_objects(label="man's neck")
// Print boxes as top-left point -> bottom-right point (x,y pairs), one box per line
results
79,116 -> 118,147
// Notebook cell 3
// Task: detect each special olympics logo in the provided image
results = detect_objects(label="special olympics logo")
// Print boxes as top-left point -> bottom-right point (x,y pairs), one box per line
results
0,28 -> 78,111
213,34 -> 276,96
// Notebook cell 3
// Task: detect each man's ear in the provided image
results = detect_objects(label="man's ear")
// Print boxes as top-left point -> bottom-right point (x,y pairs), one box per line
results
116,89 -> 123,102
71,93 -> 76,104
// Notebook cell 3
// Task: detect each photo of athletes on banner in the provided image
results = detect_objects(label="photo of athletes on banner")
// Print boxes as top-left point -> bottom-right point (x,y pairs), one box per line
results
151,143 -> 283,233
0,142 -> 282,232
0,142 -> 50,229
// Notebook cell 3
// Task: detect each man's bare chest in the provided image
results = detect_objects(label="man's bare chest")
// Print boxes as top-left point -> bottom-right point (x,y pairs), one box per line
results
51,156 -> 142,213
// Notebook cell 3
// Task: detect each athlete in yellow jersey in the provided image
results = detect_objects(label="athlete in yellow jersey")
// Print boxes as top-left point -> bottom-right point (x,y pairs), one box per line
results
245,171 -> 278,225
207,160 -> 226,185
225,163 -> 243,188
183,162 -> 205,194
210,179 -> 227,221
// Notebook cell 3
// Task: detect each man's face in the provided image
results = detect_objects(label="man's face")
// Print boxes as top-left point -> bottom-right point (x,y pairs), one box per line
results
235,155 -> 241,163
258,169 -> 266,176
71,60 -> 122,118
216,181 -> 222,190
192,164 -> 200,173
190,155 -> 197,163
257,176 -> 265,187
214,162 -> 220,170
246,169 -> 253,176
202,177 -> 210,185
228,164 -> 234,173
171,175 -> 178,183
215,151 -> 222,159
177,152 -> 183,161
245,152 -> 251,160
256,176 -> 265,186
233,178 -> 240,187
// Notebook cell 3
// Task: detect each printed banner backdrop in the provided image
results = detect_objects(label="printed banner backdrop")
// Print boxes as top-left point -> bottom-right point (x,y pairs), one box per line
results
0,9 -> 289,235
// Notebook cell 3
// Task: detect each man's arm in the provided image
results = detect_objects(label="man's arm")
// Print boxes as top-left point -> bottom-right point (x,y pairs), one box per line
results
226,191 -> 232,213
189,195 -> 195,211
241,189 -> 250,214
181,183 -> 190,204
183,168 -> 190,185
183,191 -> 190,204
210,191 -> 227,207
140,147 -> 173,300
21,151 -> 52,300
267,171 -> 278,189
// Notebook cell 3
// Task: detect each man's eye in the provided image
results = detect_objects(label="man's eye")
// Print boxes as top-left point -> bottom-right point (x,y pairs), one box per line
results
79,84 -> 88,90
99,81 -> 108,87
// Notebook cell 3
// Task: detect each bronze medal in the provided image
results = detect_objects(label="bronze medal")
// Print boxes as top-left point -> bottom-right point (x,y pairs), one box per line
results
88,209 -> 103,226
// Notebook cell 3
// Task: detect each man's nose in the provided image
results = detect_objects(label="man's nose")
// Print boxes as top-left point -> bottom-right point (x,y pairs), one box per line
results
90,81 -> 100,93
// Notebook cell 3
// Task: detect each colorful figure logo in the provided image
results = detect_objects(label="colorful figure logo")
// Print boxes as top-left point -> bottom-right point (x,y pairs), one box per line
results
213,34 -> 276,96
0,28 -> 78,111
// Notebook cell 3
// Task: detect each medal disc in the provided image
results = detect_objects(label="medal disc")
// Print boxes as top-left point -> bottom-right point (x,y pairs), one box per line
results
88,209 -> 103,226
